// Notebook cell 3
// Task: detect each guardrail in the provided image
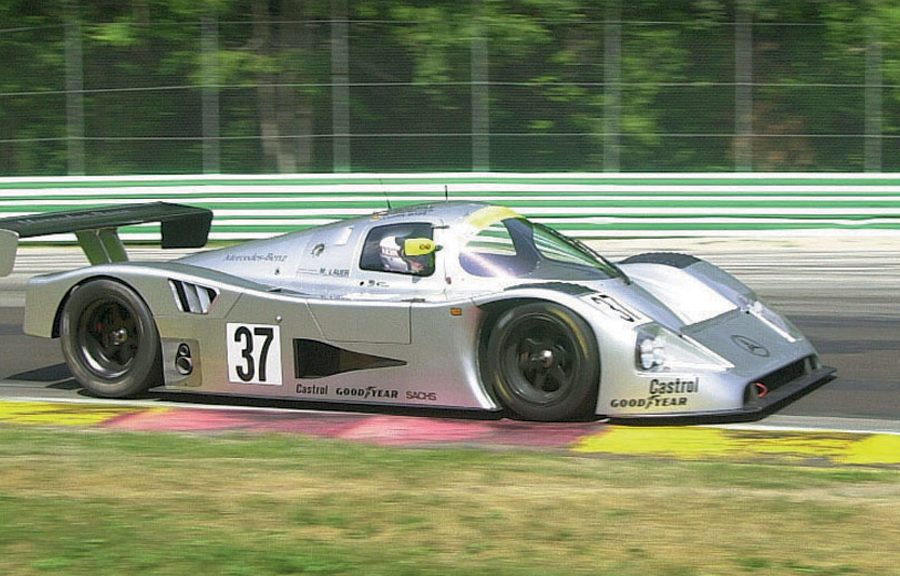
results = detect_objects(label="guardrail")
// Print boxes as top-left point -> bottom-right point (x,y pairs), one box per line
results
2,173 -> 899,240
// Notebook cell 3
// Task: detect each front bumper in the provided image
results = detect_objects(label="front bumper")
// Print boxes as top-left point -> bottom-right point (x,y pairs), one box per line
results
736,364 -> 837,416
611,364 -> 836,421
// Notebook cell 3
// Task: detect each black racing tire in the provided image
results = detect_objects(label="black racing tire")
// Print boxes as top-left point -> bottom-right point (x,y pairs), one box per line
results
60,279 -> 162,398
484,302 -> 600,421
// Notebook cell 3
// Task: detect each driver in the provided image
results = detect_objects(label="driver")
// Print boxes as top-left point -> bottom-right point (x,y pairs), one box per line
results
379,234 -> 430,275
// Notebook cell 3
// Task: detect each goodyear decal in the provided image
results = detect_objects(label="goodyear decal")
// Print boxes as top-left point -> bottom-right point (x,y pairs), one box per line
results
574,426 -> 900,466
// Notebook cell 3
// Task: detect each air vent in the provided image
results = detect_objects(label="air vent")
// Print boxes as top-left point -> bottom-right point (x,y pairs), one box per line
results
169,280 -> 218,314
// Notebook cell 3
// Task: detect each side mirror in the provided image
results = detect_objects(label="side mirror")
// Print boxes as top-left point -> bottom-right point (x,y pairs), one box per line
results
403,238 -> 440,256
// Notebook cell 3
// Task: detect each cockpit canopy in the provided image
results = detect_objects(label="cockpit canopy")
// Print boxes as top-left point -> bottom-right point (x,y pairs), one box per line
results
458,216 -> 618,281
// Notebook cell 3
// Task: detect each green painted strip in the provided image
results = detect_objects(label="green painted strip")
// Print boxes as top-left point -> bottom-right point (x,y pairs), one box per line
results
3,199 -> 899,209
3,192 -> 900,203
553,222 -> 900,231
4,199 -> 899,209
194,222 -> 900,235
7,176 -> 900,188
5,186 -> 900,196
3,174 -> 900,238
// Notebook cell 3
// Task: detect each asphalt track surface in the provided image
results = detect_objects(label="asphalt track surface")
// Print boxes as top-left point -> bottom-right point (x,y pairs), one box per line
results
0,240 -> 897,431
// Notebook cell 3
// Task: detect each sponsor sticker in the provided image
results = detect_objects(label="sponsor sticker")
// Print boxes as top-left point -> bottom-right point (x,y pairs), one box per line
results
335,386 -> 399,400
609,377 -> 699,411
590,293 -> 644,323
225,252 -> 288,263
296,384 -> 329,395
406,391 -> 438,402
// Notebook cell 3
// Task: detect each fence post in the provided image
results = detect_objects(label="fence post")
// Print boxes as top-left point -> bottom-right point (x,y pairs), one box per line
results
864,19 -> 882,172
331,0 -> 350,173
64,0 -> 85,175
201,13 -> 221,174
471,10 -> 490,172
603,0 -> 621,172
734,0 -> 753,172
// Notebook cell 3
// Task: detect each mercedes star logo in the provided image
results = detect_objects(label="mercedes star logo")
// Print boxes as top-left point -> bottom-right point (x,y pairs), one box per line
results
730,334 -> 770,357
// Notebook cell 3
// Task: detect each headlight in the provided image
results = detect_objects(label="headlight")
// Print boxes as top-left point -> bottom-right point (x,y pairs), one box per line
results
639,337 -> 666,370
746,300 -> 801,342
636,325 -> 733,373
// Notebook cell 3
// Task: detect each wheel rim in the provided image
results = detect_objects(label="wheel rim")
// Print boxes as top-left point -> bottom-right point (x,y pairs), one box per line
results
76,298 -> 140,379
500,314 -> 578,405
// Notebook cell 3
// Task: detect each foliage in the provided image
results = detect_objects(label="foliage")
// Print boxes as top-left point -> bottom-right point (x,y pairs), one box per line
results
0,0 -> 894,174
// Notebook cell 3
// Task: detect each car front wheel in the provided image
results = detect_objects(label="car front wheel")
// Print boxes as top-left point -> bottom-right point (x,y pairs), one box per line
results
485,302 -> 600,421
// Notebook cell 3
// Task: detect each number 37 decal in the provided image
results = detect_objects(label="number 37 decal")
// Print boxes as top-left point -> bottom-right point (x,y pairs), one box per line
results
226,323 -> 283,386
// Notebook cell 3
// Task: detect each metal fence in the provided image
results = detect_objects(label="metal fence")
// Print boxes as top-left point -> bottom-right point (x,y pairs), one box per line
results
0,1 -> 895,176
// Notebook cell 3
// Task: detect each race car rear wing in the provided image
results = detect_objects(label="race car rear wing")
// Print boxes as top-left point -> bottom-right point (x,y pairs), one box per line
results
0,202 -> 213,277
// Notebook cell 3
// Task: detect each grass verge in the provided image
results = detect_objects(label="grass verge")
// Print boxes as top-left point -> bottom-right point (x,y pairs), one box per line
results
1,426 -> 898,576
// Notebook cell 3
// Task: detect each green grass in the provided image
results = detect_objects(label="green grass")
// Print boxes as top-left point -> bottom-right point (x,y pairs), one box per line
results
0,426 -> 898,576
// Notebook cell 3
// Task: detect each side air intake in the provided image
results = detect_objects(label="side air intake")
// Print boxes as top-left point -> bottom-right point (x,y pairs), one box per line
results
169,280 -> 218,314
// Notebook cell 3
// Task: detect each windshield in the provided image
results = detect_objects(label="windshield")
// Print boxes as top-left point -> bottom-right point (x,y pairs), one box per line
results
459,217 -> 618,281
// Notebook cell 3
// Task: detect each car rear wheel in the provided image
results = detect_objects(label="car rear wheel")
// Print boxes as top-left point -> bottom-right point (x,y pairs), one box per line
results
60,279 -> 162,398
485,302 -> 599,421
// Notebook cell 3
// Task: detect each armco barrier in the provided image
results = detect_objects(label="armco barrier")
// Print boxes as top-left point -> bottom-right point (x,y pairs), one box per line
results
1,172 -> 899,241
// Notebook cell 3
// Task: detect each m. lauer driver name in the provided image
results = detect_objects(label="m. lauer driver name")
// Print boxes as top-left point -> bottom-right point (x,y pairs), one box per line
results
609,377 -> 699,409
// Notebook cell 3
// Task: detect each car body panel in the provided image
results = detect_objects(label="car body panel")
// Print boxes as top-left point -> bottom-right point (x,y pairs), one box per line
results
15,201 -> 834,419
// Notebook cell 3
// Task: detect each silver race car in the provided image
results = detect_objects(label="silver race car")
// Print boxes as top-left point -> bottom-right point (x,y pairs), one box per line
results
0,201 -> 834,421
